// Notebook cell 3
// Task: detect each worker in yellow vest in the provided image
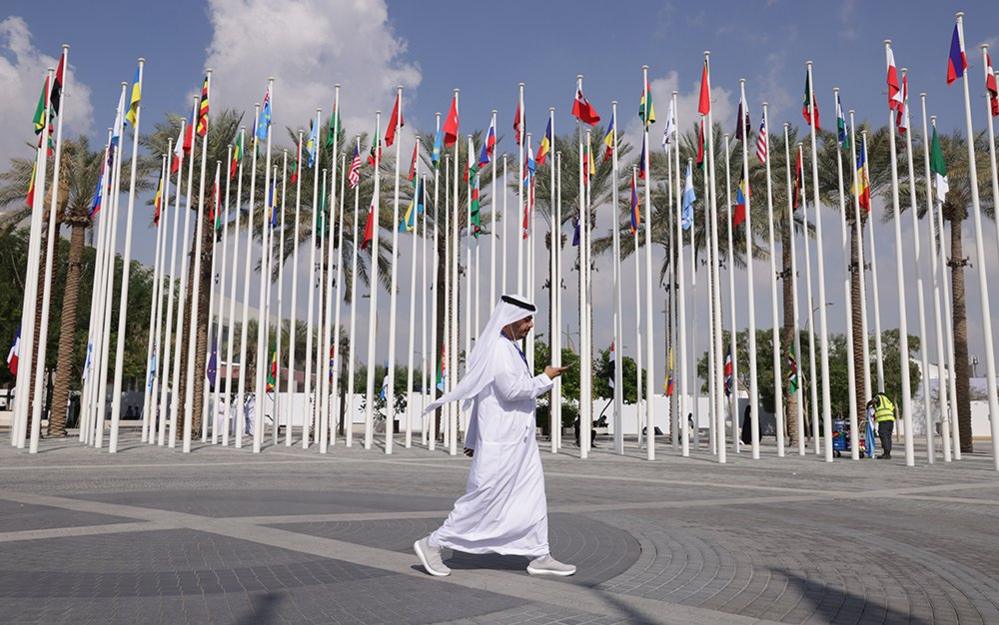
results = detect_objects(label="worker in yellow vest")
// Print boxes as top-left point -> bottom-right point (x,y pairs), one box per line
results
872,393 -> 897,460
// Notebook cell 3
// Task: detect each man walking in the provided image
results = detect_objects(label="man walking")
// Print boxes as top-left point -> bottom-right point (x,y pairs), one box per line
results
414,295 -> 575,577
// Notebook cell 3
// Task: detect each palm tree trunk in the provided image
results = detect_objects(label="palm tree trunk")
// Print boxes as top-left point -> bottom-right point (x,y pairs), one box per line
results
781,222 -> 798,443
191,213 -> 214,437
850,218 -> 866,421
433,227 -> 447,440
49,221 -> 86,435
949,215 -> 973,453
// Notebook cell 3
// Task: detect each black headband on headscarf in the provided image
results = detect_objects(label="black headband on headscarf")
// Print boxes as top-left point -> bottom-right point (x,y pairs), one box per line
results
501,295 -> 536,312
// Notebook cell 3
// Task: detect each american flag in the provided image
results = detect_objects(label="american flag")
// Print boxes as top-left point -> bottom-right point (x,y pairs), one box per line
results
347,144 -> 362,188
755,113 -> 768,164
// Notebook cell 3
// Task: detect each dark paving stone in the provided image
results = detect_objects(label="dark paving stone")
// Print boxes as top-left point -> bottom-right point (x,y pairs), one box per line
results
68,488 -> 456,518
269,511 -> 641,587
0,498 -> 134,532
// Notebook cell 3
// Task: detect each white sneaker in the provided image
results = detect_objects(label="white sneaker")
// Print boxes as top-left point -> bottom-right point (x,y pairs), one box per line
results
414,536 -> 451,577
527,555 -> 576,576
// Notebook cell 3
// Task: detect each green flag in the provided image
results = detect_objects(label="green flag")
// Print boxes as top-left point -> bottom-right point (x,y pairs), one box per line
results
930,128 -> 949,203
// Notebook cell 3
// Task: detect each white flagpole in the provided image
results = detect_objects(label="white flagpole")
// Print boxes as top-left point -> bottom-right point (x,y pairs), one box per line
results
203,159 -> 223,444
632,168 -> 643,450
14,67 -> 53,448
158,132 -> 183,446
332,153 -> 347,445
287,131 -> 302,446
781,124 -> 797,458
264,164 -> 278,446
450,92 -> 460,456
312,170 -> 326,443
799,142 -> 820,457
984,45 -> 999,279
704,55 -> 725,463
236,108 -> 259,449
955,21 -> 999,470
739,80 -> 760,458
346,135 -> 362,448
427,114 -> 440,449
863,131 -> 886,393
275,151 -> 288,446
517,83 -> 525,296
384,87 -> 403,455
920,97 -> 952,462
931,116 -> 961,460
465,134 -> 474,367
145,156 -> 168,444
405,143 -> 421,448
576,90 -> 589,459
833,88 -> 859,460
223,127 -> 246,447
30,53 -> 70,453
211,145 -> 232,444
899,69 -> 934,462
364,111 -> 382,451
723,133 -> 739,455
848,113 -> 873,428
805,62 -> 833,463
442,153 -> 451,451
322,92 -> 341,451
421,175 -> 431,446
303,132 -> 318,449
554,151 -> 563,452
610,102 -> 623,455
883,42 -> 915,467
253,77 -> 275,454
490,110 -> 498,307
761,103 -> 778,459
502,153 -> 508,296
640,70 -> 656,461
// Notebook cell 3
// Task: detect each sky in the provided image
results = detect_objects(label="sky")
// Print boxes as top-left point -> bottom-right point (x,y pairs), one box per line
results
2,0 -> 999,387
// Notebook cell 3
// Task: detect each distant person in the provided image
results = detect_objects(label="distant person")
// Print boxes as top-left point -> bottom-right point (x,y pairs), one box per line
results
413,295 -> 574,578
871,392 -> 896,459
740,404 -> 752,445
865,398 -> 877,458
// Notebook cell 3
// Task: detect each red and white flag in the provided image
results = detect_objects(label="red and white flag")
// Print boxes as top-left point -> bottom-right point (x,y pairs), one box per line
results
755,113 -> 768,164
6,328 -> 19,377
896,74 -> 909,134
887,48 -> 903,111
987,52 -> 999,117
347,143 -> 362,189
571,88 -> 600,125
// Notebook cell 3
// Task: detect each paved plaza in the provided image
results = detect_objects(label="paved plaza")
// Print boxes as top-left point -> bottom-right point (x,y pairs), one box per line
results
0,433 -> 997,625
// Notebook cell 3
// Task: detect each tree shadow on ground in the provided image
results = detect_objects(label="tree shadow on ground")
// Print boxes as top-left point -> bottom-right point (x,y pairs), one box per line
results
775,568 -> 933,625
235,591 -> 285,625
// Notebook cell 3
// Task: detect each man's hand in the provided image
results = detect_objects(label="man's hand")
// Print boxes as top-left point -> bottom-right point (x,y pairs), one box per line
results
544,365 -> 570,380
463,448 -> 474,457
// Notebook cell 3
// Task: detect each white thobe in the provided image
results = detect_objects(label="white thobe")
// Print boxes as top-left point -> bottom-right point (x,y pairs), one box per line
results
430,338 -> 554,557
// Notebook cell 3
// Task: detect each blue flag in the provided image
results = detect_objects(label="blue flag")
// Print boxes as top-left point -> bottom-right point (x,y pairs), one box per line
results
681,162 -> 695,230
431,129 -> 442,168
256,87 -> 272,141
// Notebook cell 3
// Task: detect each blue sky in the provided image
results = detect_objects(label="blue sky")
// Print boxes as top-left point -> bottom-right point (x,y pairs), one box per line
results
3,0 -> 999,381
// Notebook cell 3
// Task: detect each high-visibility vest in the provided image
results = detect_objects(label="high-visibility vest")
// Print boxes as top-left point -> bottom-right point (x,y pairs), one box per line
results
874,394 -> 896,422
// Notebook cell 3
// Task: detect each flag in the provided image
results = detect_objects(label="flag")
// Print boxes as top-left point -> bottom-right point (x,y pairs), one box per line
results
206,343 -> 217,391
665,347 -> 675,397
987,52 -> 999,117
443,95 -> 459,148
930,127 -> 949,203
367,132 -> 381,167
360,204 -> 375,249
946,23 -> 968,84
256,85 -> 272,141
629,171 -> 640,234
305,118 -> 319,167
787,347 -> 799,395
315,192 -> 326,248
182,105 -> 195,155
436,342 -> 447,391
608,341 -> 616,389
638,137 -> 647,180
698,59 -> 711,115
755,113 -> 768,164
329,345 -> 336,383
32,75 -> 49,135
126,66 -> 142,127
734,94 -> 750,140
25,160 -> 37,210
470,162 -> 481,236
639,78 -> 656,128
348,143 -> 362,188
572,88 -> 600,125
887,47 -> 903,111
480,118 -> 497,167
723,349 -> 733,397
290,156 -> 300,186
896,74 -> 909,134
571,216 -> 580,246
855,143 -> 871,212
385,91 -> 403,147
681,162 -> 695,230
266,350 -> 277,392
172,124 -> 184,174
696,118 -> 705,169
268,178 -> 278,228
513,101 -> 523,146
211,180 -> 222,238
230,131 -> 244,179
603,115 -> 615,162
431,128 -> 443,168
401,178 -> 423,232
82,341 -> 93,383
733,178 -> 748,227
524,136 -> 536,185
836,93 -> 848,149
89,154 -> 107,218
196,75 -> 210,137
802,70 -> 820,129
326,103 -> 340,148
536,117 -> 552,167
6,328 -> 19,376
153,174 -> 163,226
662,98 -> 677,148
379,374 -> 388,401
147,348 -> 158,392
408,142 -> 419,181
50,54 -> 65,116
792,148 -> 803,210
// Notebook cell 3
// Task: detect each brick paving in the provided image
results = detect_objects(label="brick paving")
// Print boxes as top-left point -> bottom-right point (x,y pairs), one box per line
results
0,432 -> 996,624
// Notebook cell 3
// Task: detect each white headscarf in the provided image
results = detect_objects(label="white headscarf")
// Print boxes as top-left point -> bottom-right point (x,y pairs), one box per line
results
423,295 -> 536,414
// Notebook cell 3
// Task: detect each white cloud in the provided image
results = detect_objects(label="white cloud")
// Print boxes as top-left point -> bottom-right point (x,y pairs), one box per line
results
0,16 -> 94,164
203,0 -> 421,145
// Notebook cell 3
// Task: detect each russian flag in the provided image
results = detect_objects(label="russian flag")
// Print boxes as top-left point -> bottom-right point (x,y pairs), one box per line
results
479,120 -> 496,167
946,23 -> 968,85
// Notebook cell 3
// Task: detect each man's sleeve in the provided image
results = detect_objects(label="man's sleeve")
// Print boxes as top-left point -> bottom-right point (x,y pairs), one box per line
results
493,367 -> 554,403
